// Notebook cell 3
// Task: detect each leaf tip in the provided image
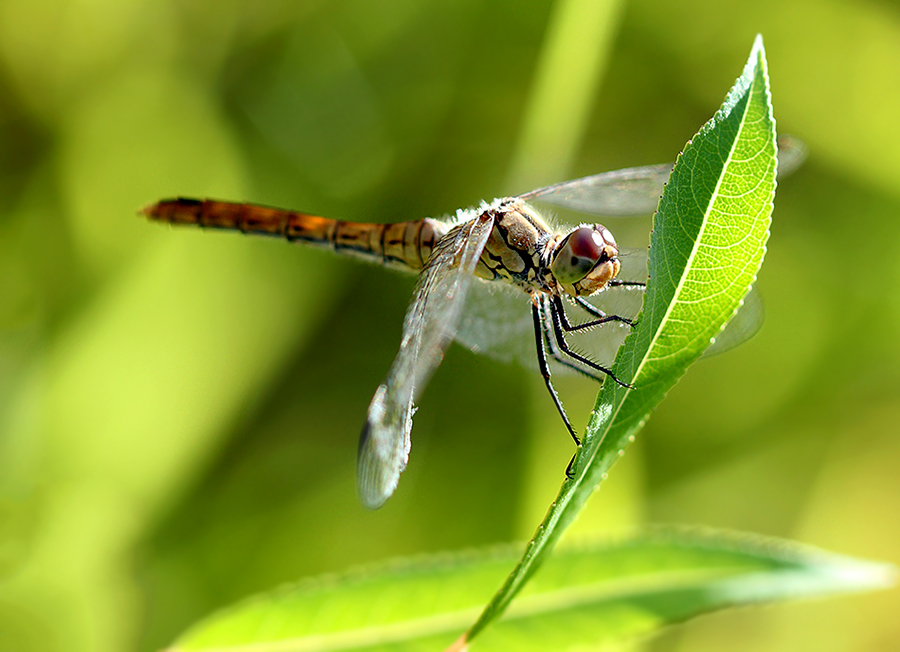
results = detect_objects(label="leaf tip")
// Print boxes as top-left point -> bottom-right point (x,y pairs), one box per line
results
751,33 -> 765,58
835,560 -> 899,592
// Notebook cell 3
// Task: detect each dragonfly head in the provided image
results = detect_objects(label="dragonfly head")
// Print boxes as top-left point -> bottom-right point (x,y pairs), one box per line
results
550,225 -> 620,296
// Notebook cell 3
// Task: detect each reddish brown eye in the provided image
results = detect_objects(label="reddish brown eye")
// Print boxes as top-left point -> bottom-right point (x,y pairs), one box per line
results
551,224 -> 619,289
568,227 -> 603,261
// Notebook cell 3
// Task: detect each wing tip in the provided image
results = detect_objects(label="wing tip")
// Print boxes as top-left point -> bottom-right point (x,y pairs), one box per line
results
356,420 -> 397,510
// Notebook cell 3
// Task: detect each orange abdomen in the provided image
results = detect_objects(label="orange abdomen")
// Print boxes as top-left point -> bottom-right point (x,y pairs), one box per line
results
143,198 -> 445,271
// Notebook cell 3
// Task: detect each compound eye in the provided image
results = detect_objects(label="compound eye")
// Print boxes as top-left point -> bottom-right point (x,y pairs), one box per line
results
568,227 -> 605,261
551,227 -> 608,284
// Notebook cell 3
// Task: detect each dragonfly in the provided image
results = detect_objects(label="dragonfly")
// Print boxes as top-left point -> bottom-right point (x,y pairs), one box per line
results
143,136 -> 805,509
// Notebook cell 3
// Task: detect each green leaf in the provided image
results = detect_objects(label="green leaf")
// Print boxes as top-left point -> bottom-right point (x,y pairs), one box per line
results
467,36 -> 780,641
167,529 -> 894,651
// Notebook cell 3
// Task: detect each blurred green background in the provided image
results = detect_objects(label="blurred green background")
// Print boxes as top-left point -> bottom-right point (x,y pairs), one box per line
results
1,0 -> 898,650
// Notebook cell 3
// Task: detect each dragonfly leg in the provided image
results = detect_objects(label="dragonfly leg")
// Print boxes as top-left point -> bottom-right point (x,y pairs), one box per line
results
608,279 -> 646,288
558,295 -> 633,333
540,299 -> 608,382
550,298 -> 632,389
532,299 -> 581,447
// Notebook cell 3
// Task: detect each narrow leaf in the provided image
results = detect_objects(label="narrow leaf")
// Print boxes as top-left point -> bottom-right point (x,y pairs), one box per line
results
167,529 -> 894,652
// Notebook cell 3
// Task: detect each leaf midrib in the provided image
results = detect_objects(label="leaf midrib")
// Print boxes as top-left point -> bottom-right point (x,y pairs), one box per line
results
637,116 -> 752,373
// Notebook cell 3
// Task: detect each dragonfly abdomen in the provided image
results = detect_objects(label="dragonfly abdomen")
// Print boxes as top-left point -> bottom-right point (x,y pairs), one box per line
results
143,198 -> 446,271
334,219 -> 443,271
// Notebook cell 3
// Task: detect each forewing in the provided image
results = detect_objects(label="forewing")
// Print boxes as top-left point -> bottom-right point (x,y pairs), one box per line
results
703,285 -> 764,357
357,213 -> 494,509
519,164 -> 673,216
775,134 -> 808,178
517,137 -> 803,217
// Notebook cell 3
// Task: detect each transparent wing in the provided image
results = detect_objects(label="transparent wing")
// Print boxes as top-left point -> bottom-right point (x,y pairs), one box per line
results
517,136 -> 805,217
455,248 -> 765,373
703,284 -> 764,357
357,213 -> 494,509
519,164 -> 674,216
775,134 -> 808,178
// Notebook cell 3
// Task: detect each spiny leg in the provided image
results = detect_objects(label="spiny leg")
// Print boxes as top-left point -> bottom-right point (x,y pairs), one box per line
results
557,295 -> 633,333
535,300 -> 583,477
531,299 -> 581,447
607,279 -> 646,288
540,297 -> 608,382
572,278 -> 645,324
550,298 -> 632,389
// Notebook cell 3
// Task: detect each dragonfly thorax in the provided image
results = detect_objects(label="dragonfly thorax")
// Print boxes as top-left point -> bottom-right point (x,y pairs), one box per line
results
471,199 -> 621,299
472,199 -> 555,291
548,225 -> 621,297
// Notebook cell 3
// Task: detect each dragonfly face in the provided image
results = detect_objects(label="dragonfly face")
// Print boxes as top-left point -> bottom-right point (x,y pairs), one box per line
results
548,225 -> 621,297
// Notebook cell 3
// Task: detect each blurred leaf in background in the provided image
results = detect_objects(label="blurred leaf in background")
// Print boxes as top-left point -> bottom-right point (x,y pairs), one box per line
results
0,1 -> 898,652
168,529 -> 895,651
